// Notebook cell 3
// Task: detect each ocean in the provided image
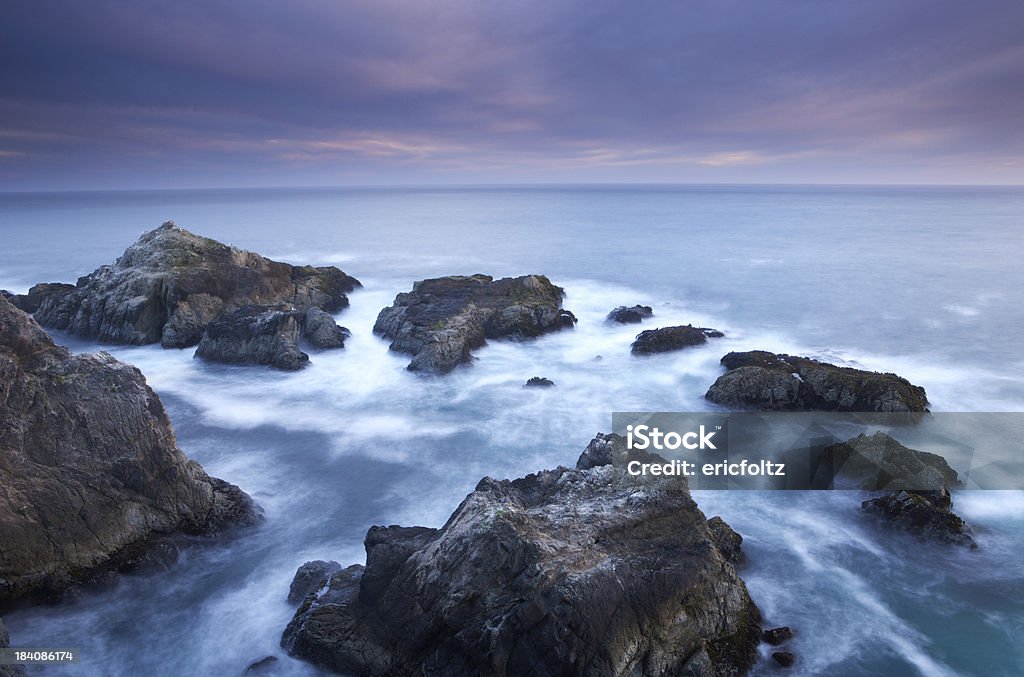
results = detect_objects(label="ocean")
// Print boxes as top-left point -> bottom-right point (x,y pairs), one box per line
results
1,185 -> 1022,675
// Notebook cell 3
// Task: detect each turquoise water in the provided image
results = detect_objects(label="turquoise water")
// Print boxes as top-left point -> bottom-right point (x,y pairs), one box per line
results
1,185 -> 1022,675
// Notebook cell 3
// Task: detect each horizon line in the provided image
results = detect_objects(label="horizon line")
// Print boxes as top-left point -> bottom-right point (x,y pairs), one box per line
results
2,180 -> 1024,196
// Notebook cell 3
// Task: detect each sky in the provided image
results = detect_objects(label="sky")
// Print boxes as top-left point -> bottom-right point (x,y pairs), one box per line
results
1,0 -> 1023,190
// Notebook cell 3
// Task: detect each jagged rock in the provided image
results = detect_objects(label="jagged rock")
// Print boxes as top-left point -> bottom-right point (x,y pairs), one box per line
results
771,651 -> 795,667
523,376 -> 555,387
630,325 -> 724,355
4,283 -> 76,314
762,627 -> 793,645
373,274 -> 576,373
288,560 -> 343,605
282,433 -> 761,676
606,305 -> 653,324
303,308 -> 350,349
705,351 -> 928,412
862,489 -> 976,548
245,656 -> 279,673
32,221 -> 359,348
194,305 -> 308,370
707,516 -> 744,564
819,432 -> 960,491
0,618 -> 27,677
0,296 -> 261,607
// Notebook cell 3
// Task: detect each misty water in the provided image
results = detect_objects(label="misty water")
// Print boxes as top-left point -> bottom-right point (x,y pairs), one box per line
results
2,185 -> 1023,676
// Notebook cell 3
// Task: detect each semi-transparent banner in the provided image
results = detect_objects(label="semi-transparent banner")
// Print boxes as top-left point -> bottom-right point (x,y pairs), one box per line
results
610,412 -> 1024,490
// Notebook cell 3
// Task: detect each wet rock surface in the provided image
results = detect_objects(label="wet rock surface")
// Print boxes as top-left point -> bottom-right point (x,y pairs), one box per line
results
282,433 -> 761,676
820,432 -> 959,491
4,283 -> 76,314
606,305 -> 653,324
0,296 -> 261,607
630,324 -> 724,355
523,376 -> 555,387
705,351 -> 928,412
288,560 -> 343,605
373,274 -> 576,373
862,489 -> 976,548
31,221 -> 359,353
194,305 -> 309,371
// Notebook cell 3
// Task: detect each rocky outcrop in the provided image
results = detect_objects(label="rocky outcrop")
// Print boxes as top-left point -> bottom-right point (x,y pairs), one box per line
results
0,296 -> 260,607
4,283 -> 75,314
630,325 -> 724,355
303,308 -> 350,349
373,274 -> 577,373
762,627 -> 793,646
707,516 -> 744,565
819,432 -> 959,491
288,560 -> 344,605
606,305 -> 653,324
523,376 -> 555,387
282,433 -> 761,676
31,222 -> 359,354
194,305 -> 308,371
862,489 -> 975,548
705,351 -> 928,412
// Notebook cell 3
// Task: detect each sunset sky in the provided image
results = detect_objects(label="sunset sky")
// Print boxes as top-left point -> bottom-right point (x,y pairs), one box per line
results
2,0 -> 1022,189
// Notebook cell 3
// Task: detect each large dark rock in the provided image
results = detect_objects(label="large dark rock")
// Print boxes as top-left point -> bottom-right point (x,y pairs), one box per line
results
303,308 -> 350,350
373,274 -> 577,373
5,283 -> 76,314
820,432 -> 960,491
862,489 -> 976,548
0,296 -> 261,607
523,376 -> 555,387
705,351 -> 928,412
282,433 -> 761,676
630,325 -> 724,355
762,627 -> 793,646
32,221 -> 359,349
606,305 -> 653,324
194,305 -> 309,371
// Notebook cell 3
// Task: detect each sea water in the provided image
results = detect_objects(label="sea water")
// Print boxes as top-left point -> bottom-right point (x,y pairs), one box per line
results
1,185 -> 1022,676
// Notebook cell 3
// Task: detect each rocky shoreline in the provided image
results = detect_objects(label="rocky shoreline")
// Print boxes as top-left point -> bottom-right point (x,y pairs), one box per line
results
0,296 -> 261,608
2,222 -> 985,675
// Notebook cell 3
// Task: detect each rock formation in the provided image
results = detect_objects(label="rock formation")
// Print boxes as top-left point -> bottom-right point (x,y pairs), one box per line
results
705,351 -> 928,412
630,325 -> 724,355
28,222 -> 359,367
4,283 -> 75,314
819,432 -> 959,491
373,274 -> 577,373
606,305 -> 653,324
282,433 -> 761,676
288,560 -> 344,605
523,376 -> 555,387
862,489 -> 975,548
0,296 -> 260,606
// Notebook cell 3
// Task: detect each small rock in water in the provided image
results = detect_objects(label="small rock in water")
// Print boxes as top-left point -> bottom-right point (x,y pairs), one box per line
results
762,626 -> 794,645
771,651 -> 796,667
607,304 -> 653,324
524,376 -> 555,387
631,324 -> 724,355
244,656 -> 279,673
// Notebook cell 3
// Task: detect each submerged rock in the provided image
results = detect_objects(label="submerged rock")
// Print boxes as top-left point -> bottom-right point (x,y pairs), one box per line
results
32,221 -> 359,351
373,274 -> 576,373
771,651 -> 795,668
0,296 -> 261,607
606,304 -> 653,324
282,433 -> 761,676
4,283 -> 76,314
244,656 -> 279,673
288,560 -> 344,605
630,324 -> 724,355
705,351 -> 928,412
523,376 -> 555,387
